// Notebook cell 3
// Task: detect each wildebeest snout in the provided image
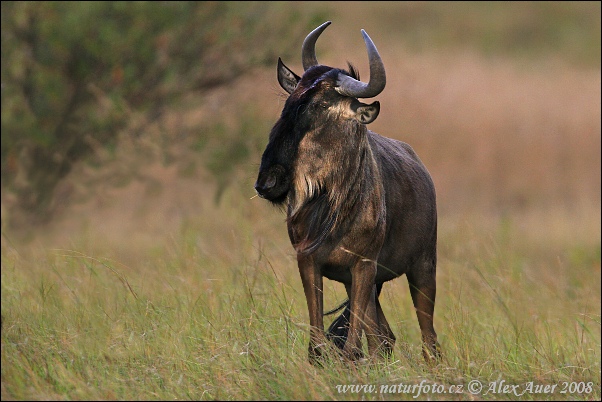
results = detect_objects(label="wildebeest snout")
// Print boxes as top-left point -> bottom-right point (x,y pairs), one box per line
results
254,164 -> 289,203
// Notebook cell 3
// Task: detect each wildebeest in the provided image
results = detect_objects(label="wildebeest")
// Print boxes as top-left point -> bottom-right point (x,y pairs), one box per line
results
255,21 -> 440,363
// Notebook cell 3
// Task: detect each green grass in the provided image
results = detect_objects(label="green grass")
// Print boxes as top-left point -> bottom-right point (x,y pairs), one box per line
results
2,194 -> 600,400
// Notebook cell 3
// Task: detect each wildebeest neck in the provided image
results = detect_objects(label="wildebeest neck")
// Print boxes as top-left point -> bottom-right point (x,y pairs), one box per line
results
287,120 -> 383,256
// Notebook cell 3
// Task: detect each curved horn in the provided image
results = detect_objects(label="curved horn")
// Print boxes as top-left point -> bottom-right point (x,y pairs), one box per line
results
301,21 -> 331,71
335,29 -> 386,99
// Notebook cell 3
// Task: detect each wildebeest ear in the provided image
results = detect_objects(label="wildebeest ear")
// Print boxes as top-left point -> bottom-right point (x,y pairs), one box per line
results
278,57 -> 301,94
352,100 -> 380,124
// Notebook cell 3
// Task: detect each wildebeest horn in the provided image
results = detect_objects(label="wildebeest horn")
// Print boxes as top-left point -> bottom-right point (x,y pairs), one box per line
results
335,30 -> 386,99
302,21 -> 331,70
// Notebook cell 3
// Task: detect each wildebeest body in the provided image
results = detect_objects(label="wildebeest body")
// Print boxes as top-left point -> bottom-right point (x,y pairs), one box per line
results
296,131 -> 437,286
255,21 -> 440,363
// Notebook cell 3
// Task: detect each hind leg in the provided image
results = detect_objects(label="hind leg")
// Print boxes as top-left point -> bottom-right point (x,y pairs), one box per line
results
375,283 -> 396,356
328,284 -> 396,358
407,267 -> 441,363
326,283 -> 392,359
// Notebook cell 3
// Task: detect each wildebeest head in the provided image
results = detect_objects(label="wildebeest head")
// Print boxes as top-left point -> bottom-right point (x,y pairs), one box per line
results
254,21 -> 386,205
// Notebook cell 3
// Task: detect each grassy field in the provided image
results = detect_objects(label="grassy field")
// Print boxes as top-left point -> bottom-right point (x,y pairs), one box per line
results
1,190 -> 600,400
1,1 -> 600,400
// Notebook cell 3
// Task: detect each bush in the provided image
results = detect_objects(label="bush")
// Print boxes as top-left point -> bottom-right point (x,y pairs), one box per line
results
1,1 -> 315,226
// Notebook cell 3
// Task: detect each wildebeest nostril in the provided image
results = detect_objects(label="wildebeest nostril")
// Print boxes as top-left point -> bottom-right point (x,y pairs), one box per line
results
255,174 -> 277,196
265,175 -> 277,189
254,164 -> 289,203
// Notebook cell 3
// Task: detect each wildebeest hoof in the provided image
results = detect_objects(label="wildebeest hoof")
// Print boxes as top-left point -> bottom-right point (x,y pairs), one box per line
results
342,346 -> 364,362
422,341 -> 442,365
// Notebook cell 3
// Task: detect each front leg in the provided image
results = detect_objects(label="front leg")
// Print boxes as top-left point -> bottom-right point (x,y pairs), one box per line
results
298,254 -> 325,364
343,260 -> 377,360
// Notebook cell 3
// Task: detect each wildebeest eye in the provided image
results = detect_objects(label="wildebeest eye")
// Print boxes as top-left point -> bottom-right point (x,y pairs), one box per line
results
295,104 -> 306,116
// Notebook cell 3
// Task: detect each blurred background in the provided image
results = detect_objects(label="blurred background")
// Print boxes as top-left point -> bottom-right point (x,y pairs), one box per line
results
1,1 -> 600,257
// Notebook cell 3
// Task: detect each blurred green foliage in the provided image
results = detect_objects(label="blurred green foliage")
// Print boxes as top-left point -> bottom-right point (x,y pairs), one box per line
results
203,111 -> 274,203
1,1 -> 313,224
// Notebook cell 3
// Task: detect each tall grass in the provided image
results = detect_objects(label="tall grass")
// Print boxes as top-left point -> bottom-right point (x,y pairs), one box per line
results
2,188 -> 600,400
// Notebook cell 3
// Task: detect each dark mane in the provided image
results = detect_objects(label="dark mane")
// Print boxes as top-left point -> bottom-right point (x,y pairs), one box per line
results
287,191 -> 336,255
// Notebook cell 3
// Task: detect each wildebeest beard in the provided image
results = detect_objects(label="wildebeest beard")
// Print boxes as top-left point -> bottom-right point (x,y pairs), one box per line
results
287,190 -> 336,255
285,120 -> 371,256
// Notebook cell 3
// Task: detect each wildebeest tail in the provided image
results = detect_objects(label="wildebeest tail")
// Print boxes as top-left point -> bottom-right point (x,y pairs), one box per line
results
325,300 -> 350,350
324,299 -> 349,316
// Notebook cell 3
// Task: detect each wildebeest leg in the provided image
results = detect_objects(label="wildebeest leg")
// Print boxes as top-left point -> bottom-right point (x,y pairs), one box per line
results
298,255 -> 325,364
407,270 -> 441,363
343,261 -> 377,360
327,284 -> 385,356
375,283 -> 396,356
363,284 -> 383,357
